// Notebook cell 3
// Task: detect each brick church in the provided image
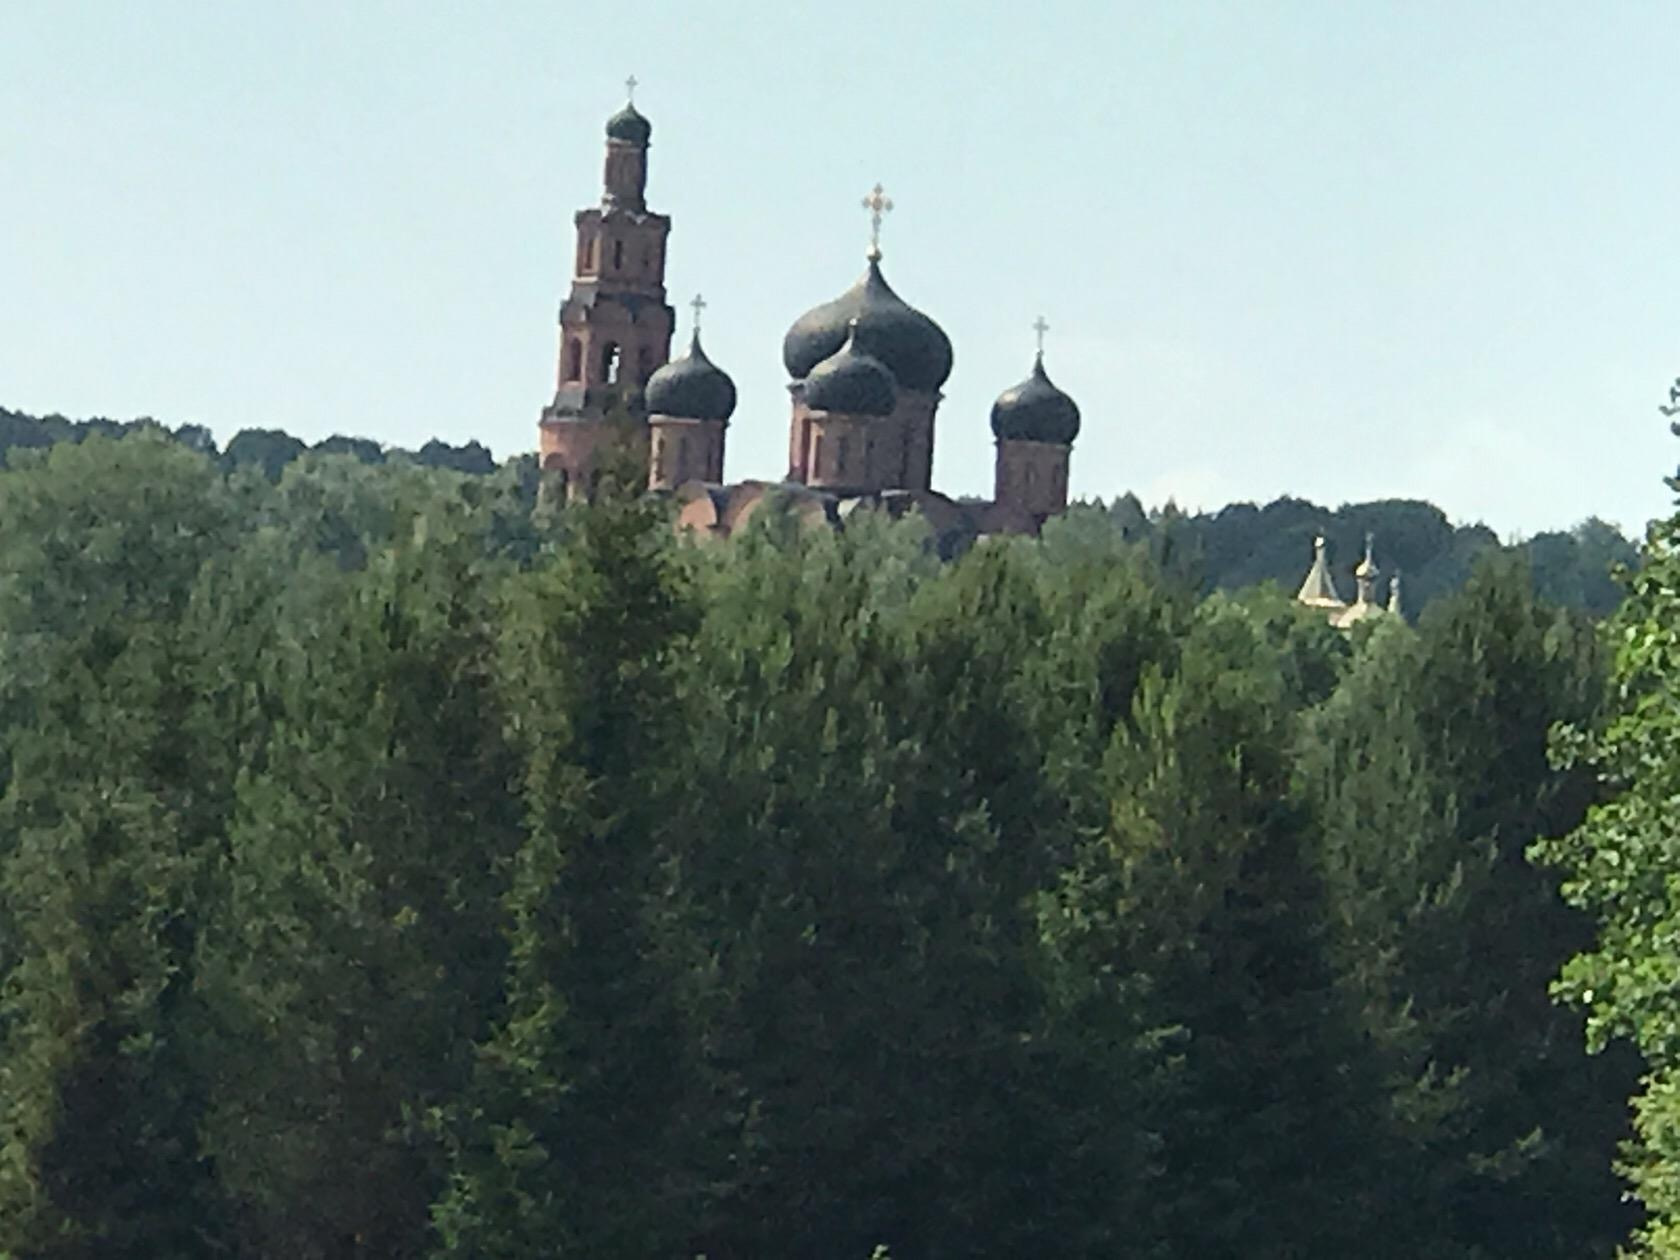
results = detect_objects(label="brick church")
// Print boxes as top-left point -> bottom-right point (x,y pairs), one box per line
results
538,89 -> 1085,544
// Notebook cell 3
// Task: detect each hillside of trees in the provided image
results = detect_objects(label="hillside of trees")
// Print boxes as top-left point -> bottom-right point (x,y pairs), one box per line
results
0,404 -> 1639,620
0,425 -> 1656,1258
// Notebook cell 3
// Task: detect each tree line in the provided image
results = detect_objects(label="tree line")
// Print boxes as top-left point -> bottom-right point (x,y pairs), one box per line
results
0,430 -> 1649,1257
0,404 -> 1638,619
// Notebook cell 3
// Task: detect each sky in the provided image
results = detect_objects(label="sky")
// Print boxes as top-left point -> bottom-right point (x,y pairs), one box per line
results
4,1 -> 1678,538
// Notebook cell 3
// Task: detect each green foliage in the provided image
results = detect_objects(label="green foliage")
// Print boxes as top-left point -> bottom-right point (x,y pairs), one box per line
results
1534,417 -> 1680,1257
0,434 -> 1640,1258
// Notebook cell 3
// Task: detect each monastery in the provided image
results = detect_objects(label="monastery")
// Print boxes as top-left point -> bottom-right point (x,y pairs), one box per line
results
536,88 -> 1084,547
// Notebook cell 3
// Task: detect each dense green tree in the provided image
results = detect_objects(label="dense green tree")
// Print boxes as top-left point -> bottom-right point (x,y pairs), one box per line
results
429,476 -> 700,1258
1303,552 -> 1637,1258
223,427 -> 307,482
0,437 -> 242,1256
1534,419 -> 1680,1258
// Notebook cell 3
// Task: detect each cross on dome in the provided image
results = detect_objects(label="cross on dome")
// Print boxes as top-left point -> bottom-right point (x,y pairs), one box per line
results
862,182 -> 893,260
625,74 -> 638,103
690,293 -> 707,334
1033,315 -> 1050,356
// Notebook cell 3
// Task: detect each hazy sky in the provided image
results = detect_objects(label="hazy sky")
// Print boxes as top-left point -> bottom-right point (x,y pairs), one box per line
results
5,1 -> 1678,536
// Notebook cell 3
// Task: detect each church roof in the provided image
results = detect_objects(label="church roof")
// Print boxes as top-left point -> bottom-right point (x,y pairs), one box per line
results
606,101 -> 651,145
802,321 -> 897,417
782,255 -> 953,392
1296,535 -> 1347,609
645,330 -> 737,422
991,353 -> 1081,445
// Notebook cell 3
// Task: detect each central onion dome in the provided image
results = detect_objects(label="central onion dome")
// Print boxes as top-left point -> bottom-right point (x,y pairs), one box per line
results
991,354 -> 1082,444
645,332 -> 737,422
802,321 -> 897,416
606,102 -> 651,145
782,256 -> 953,393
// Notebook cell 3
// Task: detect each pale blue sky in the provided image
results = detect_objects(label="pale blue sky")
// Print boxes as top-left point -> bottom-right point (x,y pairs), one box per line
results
4,1 -> 1677,535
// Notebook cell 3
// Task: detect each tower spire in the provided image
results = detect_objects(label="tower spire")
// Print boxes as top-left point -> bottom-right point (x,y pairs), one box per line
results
1296,534 -> 1347,610
862,182 -> 893,260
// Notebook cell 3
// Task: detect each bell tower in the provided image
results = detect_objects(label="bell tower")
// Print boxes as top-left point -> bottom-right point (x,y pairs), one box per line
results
539,80 -> 676,497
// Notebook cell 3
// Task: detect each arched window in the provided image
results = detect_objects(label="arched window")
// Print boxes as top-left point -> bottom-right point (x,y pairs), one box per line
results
652,434 -> 667,483
587,238 -> 598,272
613,240 -> 624,270
677,434 -> 691,482
810,434 -> 824,481
564,338 -> 583,382
601,342 -> 621,385
836,434 -> 851,479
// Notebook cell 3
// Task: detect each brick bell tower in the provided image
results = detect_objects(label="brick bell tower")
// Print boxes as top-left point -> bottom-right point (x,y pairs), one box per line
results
538,79 -> 675,498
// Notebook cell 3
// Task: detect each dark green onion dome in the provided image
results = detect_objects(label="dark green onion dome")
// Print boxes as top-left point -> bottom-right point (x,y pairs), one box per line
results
782,256 -> 953,392
802,322 -> 897,417
644,332 -> 737,422
606,102 -> 651,145
990,353 -> 1082,444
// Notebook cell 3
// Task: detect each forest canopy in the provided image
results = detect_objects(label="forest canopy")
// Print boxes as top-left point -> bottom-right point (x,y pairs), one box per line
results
0,426 -> 1649,1258
0,404 -> 1640,619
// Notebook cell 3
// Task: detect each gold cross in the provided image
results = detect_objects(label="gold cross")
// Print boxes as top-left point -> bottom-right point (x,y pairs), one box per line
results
1033,316 -> 1049,356
862,182 -> 893,259
625,75 -> 638,103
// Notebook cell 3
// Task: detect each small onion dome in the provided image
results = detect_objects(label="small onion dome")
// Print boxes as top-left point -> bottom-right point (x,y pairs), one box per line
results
990,353 -> 1081,444
802,322 -> 897,417
606,102 -> 651,145
645,333 -> 737,422
782,256 -> 953,392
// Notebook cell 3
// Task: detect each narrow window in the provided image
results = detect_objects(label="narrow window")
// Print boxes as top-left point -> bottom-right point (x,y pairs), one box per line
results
564,338 -> 583,382
613,240 -> 624,270
588,238 -> 598,271
836,434 -> 851,479
677,434 -> 691,482
811,434 -> 824,481
653,434 -> 667,482
601,343 -> 621,385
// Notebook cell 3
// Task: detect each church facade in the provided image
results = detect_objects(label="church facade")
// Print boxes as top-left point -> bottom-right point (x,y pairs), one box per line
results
538,93 -> 1085,545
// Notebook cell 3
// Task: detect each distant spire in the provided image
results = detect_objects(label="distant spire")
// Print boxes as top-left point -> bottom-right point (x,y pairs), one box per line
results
862,182 -> 893,261
1296,534 -> 1347,610
1387,569 -> 1404,618
1353,533 -> 1379,606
